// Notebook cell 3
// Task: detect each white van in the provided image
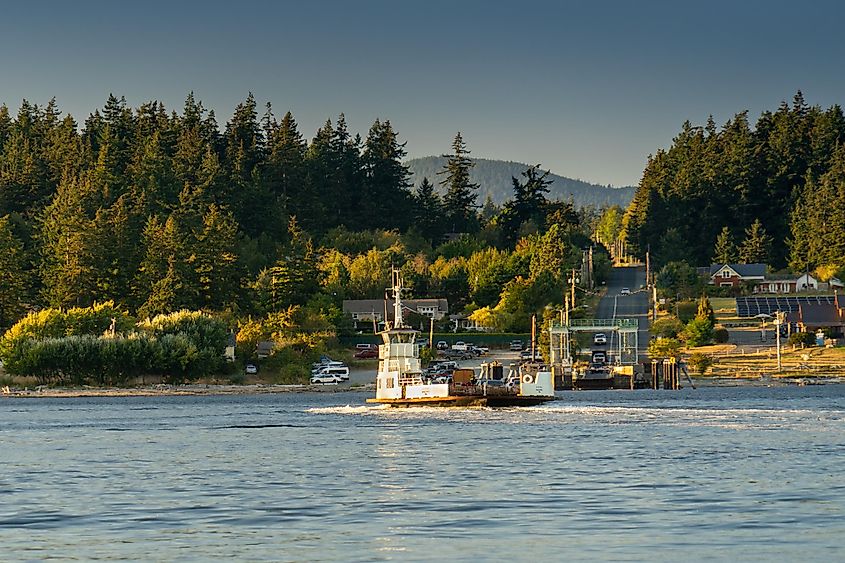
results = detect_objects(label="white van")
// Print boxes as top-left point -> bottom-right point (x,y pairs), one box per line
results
313,365 -> 350,381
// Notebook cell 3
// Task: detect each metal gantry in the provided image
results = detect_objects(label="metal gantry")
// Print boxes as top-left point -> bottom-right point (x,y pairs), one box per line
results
548,318 -> 639,366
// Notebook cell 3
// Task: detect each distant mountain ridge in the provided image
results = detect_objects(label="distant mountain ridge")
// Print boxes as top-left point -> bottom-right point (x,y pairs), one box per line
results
406,156 -> 635,208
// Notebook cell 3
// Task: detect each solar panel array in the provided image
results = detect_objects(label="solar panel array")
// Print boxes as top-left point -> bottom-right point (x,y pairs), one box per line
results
735,295 -> 837,317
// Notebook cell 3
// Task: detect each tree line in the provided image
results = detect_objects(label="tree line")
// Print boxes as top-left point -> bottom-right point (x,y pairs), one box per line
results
0,93 -> 604,340
622,92 -> 845,278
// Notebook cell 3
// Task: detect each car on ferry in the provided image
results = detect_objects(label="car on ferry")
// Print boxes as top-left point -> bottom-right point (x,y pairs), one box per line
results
509,339 -> 524,351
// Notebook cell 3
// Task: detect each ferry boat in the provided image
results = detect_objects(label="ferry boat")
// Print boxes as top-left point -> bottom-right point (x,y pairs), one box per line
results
366,270 -> 556,408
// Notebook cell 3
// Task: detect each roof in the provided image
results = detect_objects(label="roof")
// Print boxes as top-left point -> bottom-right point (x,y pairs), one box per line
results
797,303 -> 844,328
343,298 -> 448,316
709,263 -> 767,278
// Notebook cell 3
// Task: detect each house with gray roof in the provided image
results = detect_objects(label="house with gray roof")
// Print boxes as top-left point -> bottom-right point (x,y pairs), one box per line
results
708,263 -> 767,288
343,298 -> 448,331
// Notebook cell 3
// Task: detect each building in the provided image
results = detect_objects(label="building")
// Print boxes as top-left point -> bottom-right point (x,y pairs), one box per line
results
788,300 -> 845,336
707,263 -> 767,288
751,272 -> 818,294
706,263 -> 821,294
343,298 -> 448,330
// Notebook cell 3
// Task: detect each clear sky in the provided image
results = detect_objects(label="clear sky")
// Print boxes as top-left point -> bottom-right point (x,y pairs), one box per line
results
2,0 -> 843,186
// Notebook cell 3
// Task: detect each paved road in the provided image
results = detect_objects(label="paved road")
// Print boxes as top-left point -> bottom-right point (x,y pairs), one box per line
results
594,266 -> 650,355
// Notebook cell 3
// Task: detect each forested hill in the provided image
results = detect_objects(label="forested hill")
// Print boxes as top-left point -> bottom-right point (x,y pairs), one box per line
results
406,156 -> 635,208
623,92 -> 845,273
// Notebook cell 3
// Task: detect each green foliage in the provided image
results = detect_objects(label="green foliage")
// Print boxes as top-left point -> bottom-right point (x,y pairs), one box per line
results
712,226 -> 737,264
788,332 -> 816,347
655,261 -> 702,300
713,327 -> 730,343
648,337 -> 682,359
0,216 -> 28,328
738,218 -> 772,264
1,307 -> 227,385
675,301 -> 698,323
136,310 -> 229,354
650,317 -> 684,338
687,352 -> 713,375
681,317 -> 714,347
439,132 -> 480,233
697,296 -> 716,326
623,95 -> 845,269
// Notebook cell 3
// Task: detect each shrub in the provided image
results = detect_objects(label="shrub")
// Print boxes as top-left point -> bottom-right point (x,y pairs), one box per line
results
648,337 -> 682,359
713,328 -> 730,343
651,317 -> 684,339
681,317 -> 714,347
788,332 -> 816,347
675,301 -> 698,323
687,352 -> 713,376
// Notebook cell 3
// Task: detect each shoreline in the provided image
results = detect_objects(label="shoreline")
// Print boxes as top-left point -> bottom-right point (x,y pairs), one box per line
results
0,382 -> 376,398
2,375 -> 844,398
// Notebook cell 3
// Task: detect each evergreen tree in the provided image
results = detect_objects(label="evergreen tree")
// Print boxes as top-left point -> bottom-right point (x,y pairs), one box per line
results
712,226 -> 737,264
412,177 -> 445,242
0,216 -> 28,328
738,218 -> 772,263
498,165 -> 552,246
439,132 -> 479,233
360,119 -> 412,230
38,175 -> 98,307
266,217 -> 318,310
194,204 -> 241,310
265,111 -> 308,222
696,295 -> 716,326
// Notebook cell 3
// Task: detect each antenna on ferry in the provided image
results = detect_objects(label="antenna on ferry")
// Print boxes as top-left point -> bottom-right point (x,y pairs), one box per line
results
392,267 -> 404,328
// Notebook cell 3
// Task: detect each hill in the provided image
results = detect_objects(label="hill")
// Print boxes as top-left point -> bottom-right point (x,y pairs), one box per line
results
406,156 -> 635,208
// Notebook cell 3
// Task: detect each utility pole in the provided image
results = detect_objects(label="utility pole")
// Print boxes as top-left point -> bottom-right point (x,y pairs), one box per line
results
775,311 -> 783,371
570,268 -> 577,310
565,295 -> 570,326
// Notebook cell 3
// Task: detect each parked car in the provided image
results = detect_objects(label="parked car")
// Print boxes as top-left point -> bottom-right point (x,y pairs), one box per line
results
510,340 -> 524,351
452,341 -> 468,351
443,349 -> 472,360
620,287 -> 631,295
436,340 -> 449,350
593,333 -> 607,345
312,366 -> 349,381
310,373 -> 342,384
354,348 -> 378,359
520,350 -> 535,361
245,363 -> 258,375
355,343 -> 376,350
591,351 -> 607,364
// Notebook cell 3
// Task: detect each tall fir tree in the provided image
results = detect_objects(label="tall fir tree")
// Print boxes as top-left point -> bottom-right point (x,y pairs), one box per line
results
712,226 -> 737,264
0,216 -> 29,328
738,218 -> 772,264
439,132 -> 480,233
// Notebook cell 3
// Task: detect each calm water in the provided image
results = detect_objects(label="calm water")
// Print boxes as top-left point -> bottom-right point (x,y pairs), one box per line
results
2,386 -> 844,561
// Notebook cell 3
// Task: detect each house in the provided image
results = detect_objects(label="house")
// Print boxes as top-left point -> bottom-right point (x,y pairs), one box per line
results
256,340 -> 274,359
707,263 -> 767,288
224,332 -> 236,362
343,298 -> 448,331
448,313 -> 494,333
790,302 -> 845,336
751,272 -> 818,294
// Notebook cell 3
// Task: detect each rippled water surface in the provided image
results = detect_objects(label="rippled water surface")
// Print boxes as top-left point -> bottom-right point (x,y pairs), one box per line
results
2,386 -> 845,561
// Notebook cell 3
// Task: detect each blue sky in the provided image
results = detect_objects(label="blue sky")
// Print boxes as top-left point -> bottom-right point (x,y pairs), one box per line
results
2,0 -> 843,186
